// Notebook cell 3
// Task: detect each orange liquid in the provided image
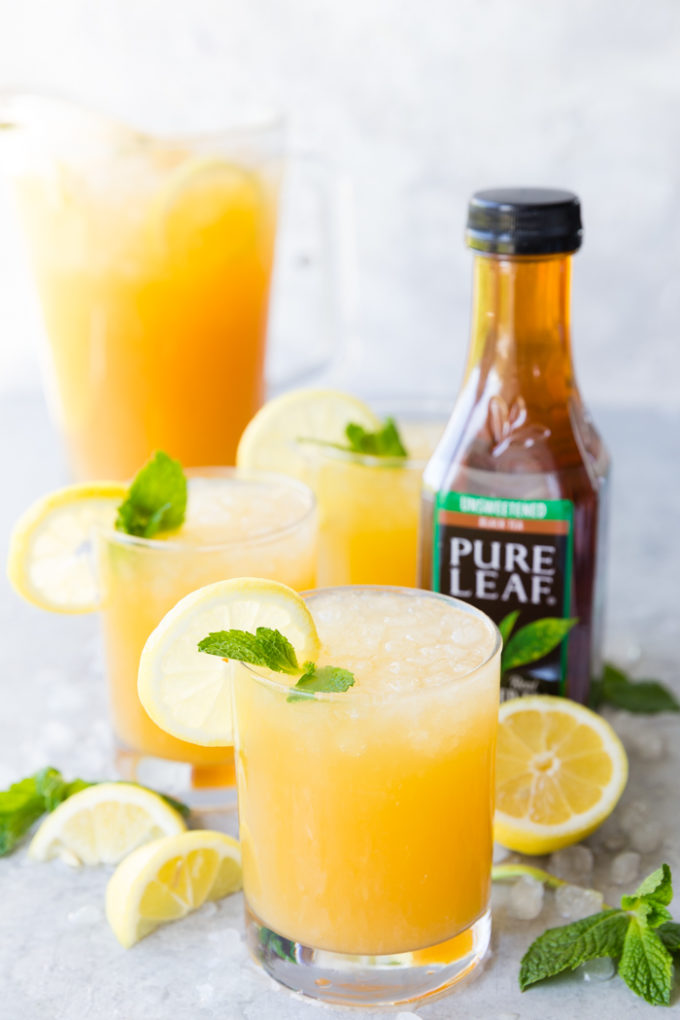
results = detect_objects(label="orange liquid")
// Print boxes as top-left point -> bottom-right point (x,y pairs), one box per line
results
18,154 -> 278,479
234,588 -> 499,954
98,475 -> 317,767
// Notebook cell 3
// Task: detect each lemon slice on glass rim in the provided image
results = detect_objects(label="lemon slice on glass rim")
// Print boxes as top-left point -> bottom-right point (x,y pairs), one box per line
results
137,577 -> 320,747
236,387 -> 381,483
494,695 -> 628,855
7,482 -> 128,613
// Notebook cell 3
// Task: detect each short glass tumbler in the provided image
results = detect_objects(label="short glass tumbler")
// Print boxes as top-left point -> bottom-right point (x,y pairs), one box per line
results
232,585 -> 501,1006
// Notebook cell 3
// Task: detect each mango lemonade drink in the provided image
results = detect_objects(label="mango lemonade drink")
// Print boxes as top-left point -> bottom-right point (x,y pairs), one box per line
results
15,120 -> 280,479
99,472 -> 316,771
233,587 -> 500,1003
313,420 -> 445,586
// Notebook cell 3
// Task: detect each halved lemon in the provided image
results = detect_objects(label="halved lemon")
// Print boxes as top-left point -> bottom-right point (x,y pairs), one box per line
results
236,388 -> 380,482
7,482 -> 127,613
28,783 -> 186,866
495,695 -> 628,855
137,577 -> 320,747
106,829 -> 242,948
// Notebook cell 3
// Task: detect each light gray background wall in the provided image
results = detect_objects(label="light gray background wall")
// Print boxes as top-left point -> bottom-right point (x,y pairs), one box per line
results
1,0 -> 679,408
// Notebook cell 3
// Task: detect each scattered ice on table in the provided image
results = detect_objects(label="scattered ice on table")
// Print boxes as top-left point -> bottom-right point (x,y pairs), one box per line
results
549,845 -> 594,881
610,850 -> 640,885
42,719 -> 75,752
620,800 -> 649,835
197,901 -> 218,919
630,819 -> 663,854
509,875 -> 544,919
493,842 -> 511,863
555,884 -> 603,920
67,904 -> 102,925
580,957 -> 616,982
135,757 -> 193,795
195,983 -> 214,1005
604,831 -> 628,852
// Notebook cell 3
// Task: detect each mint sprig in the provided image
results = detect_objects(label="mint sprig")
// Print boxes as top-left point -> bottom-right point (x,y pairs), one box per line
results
198,627 -> 355,700
299,417 -> 409,459
115,450 -> 187,539
0,767 -> 189,855
520,864 -> 678,1006
590,663 -> 679,715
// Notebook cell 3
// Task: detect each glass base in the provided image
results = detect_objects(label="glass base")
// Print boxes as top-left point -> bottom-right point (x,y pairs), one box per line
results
114,747 -> 237,812
245,903 -> 491,1007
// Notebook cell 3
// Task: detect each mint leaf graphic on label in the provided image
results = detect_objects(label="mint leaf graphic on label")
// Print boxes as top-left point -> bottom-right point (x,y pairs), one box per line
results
198,628 -> 355,700
590,663 -> 679,715
501,617 -> 577,674
287,662 -> 355,702
498,610 -> 520,646
115,450 -> 187,539
519,863 -> 679,1007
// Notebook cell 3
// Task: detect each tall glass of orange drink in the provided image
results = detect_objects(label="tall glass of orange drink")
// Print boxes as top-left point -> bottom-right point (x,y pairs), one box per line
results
2,95 -> 294,479
233,586 -> 500,1005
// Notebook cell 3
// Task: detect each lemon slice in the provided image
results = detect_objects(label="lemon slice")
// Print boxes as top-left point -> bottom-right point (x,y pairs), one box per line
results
7,483 -> 128,613
106,829 -> 242,948
138,577 -> 320,747
149,156 -> 263,260
28,783 -> 186,866
236,388 -> 381,482
494,695 -> 628,855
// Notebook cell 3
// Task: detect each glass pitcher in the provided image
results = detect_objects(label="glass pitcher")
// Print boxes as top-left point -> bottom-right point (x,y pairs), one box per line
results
0,93 -> 345,480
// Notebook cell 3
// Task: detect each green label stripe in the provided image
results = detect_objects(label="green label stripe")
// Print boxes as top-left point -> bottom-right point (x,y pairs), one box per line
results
435,491 -> 573,522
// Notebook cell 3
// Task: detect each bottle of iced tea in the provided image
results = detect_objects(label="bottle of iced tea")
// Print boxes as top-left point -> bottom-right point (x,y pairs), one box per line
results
420,188 -> 609,703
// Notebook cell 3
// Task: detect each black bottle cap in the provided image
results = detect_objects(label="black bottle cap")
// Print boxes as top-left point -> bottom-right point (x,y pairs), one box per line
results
466,187 -> 582,255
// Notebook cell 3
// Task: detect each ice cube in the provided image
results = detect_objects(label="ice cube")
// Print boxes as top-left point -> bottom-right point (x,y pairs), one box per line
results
548,845 -> 594,881
619,800 -> 648,835
67,904 -> 102,925
493,842 -> 511,863
196,983 -> 214,1004
630,820 -> 663,854
610,851 -> 640,885
604,831 -> 628,852
580,957 -> 616,982
509,875 -> 544,920
554,884 -> 603,920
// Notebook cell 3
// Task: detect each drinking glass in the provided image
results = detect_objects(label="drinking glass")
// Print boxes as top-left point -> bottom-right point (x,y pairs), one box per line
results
96,469 -> 316,793
232,585 -> 501,1005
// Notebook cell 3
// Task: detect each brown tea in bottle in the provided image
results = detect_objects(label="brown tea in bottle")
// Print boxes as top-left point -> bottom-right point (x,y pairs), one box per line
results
420,188 -> 609,703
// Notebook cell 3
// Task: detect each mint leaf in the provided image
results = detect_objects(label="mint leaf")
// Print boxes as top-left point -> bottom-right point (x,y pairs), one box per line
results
519,909 -> 630,990
298,417 -> 409,459
115,450 -> 187,538
198,627 -> 299,674
498,610 -> 520,646
618,919 -> 673,1006
592,663 -> 679,714
658,922 -> 680,953
622,863 -> 673,928
345,418 -> 408,457
287,662 -> 356,702
502,617 -> 577,673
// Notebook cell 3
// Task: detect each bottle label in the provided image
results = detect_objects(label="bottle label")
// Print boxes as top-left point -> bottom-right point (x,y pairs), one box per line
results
432,492 -> 574,697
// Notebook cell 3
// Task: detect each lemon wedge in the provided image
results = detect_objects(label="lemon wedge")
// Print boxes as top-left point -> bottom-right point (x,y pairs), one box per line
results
7,482 -> 127,613
236,388 -> 380,483
106,829 -> 242,947
495,695 -> 628,855
28,783 -> 186,866
137,577 -> 319,747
